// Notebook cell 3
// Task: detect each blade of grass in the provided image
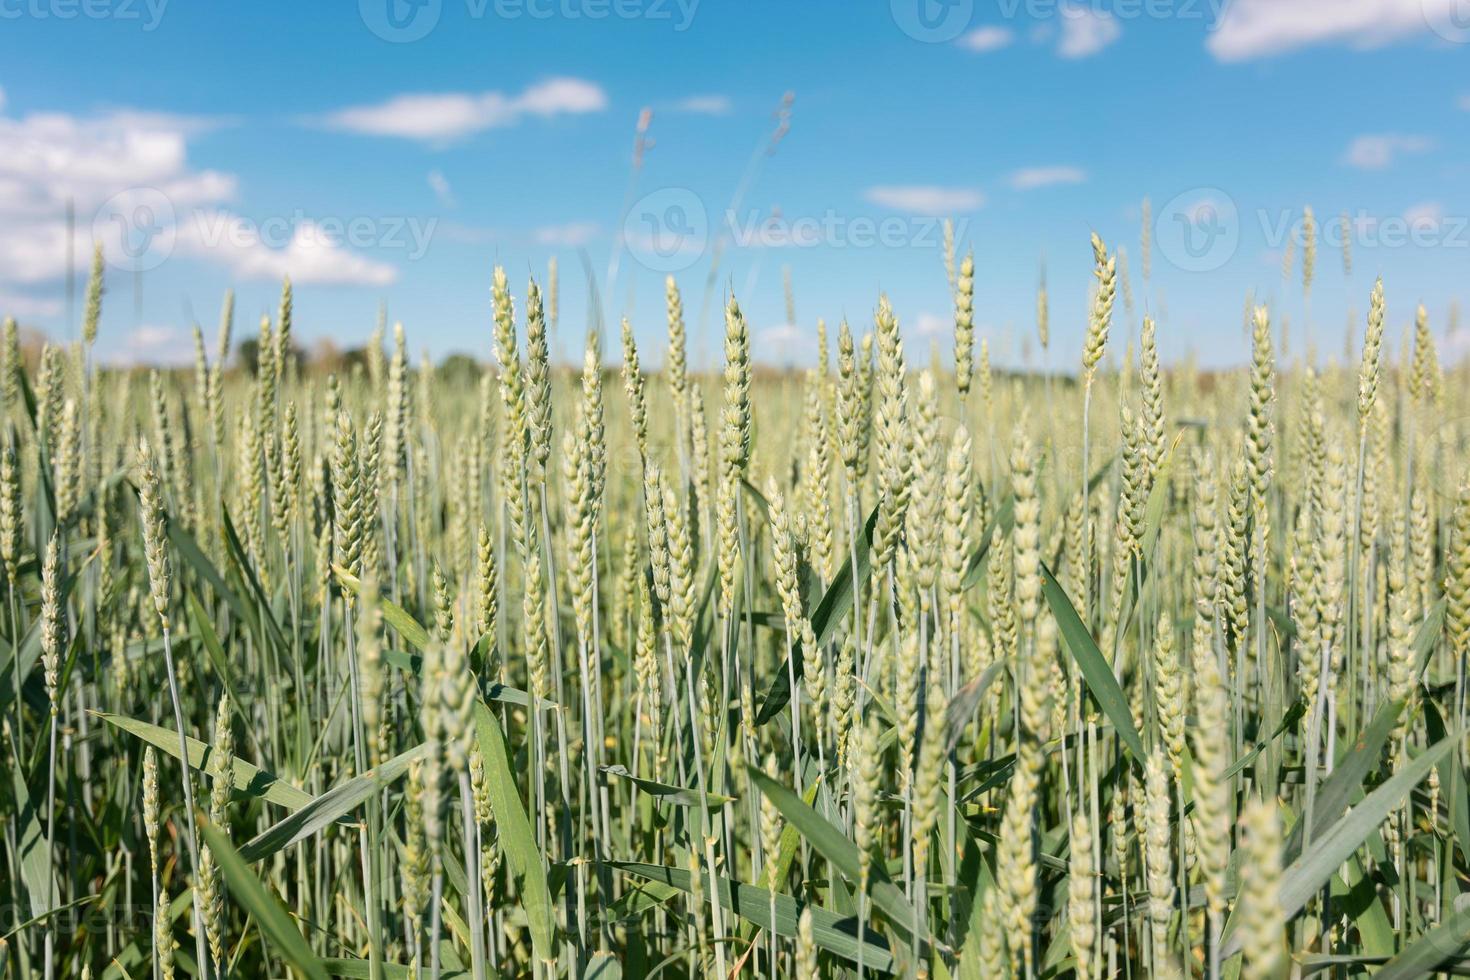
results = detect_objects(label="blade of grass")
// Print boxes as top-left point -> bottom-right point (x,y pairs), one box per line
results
1040,561 -> 1145,762
95,711 -> 314,809
334,565 -> 430,651
1425,698 -> 1470,865
199,822 -> 328,980
11,760 -> 57,918
1282,698 -> 1403,863
1371,899 -> 1470,980
1222,731 -> 1457,957
381,649 -> 553,709
611,861 -> 895,971
321,960 -> 468,979
167,515 -> 260,639
239,743 -> 431,862
746,764 -> 926,953
473,699 -> 555,966
756,506 -> 876,724
219,508 -> 288,650
599,766 -> 734,807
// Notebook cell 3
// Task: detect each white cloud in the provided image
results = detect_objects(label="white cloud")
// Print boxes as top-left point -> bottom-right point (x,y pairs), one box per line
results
1207,0 -> 1458,61
101,110 -> 234,138
0,106 -> 237,283
1057,6 -> 1120,58
913,312 -> 949,337
178,212 -> 399,286
534,222 -> 599,247
427,169 -> 455,207
1459,93 -> 1470,111
1403,201 -> 1445,230
958,26 -> 1014,52
0,289 -> 61,320
757,323 -> 804,347
318,77 -> 608,142
671,95 -> 732,115
1009,166 -> 1087,190
863,185 -> 985,215
515,78 -> 607,115
1343,133 -> 1432,169
112,325 -> 195,366
0,221 -> 75,286
0,111 -> 235,220
0,100 -> 399,316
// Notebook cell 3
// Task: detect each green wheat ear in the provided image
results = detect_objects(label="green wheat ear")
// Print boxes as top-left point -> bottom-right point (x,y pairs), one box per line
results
12,239 -> 1470,980
1238,797 -> 1285,980
954,251 -> 974,394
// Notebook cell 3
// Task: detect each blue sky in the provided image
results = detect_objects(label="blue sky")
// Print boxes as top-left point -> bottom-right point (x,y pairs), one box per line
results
1,0 -> 1468,369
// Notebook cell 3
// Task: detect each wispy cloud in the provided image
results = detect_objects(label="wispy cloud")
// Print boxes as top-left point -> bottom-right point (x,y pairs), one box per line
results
958,26 -> 1014,53
0,105 -> 236,283
670,94 -> 732,115
110,325 -> 195,366
179,212 -> 399,286
1009,166 -> 1087,190
0,288 -> 61,320
101,109 -> 237,137
912,312 -> 949,337
316,77 -> 608,142
0,99 -> 400,296
1057,6 -> 1120,58
1342,133 -> 1432,170
863,185 -> 985,215
1207,0 -> 1457,61
1403,201 -> 1445,231
757,322 -> 805,348
534,222 -> 599,247
427,169 -> 455,207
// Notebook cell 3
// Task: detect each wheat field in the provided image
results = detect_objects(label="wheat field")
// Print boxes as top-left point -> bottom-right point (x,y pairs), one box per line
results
1,235 -> 1468,980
